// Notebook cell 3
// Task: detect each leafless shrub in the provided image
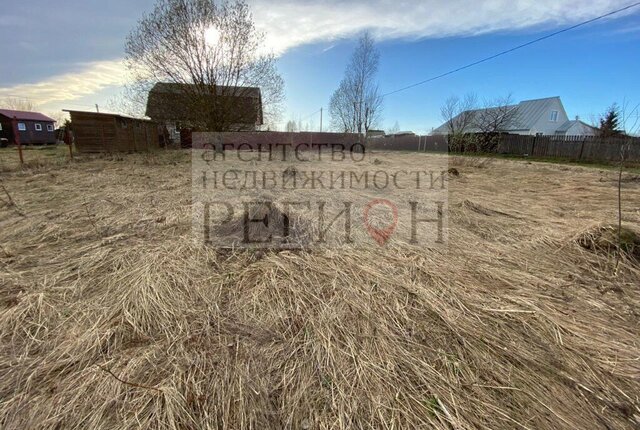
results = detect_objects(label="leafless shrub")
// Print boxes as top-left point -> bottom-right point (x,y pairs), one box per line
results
472,95 -> 521,152
0,97 -> 36,112
440,93 -> 478,152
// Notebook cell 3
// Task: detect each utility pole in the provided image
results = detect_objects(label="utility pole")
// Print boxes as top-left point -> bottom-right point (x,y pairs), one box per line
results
320,108 -> 323,132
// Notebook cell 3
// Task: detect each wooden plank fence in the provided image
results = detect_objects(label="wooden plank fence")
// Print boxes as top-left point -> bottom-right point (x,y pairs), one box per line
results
183,130 -> 639,164
366,134 -> 640,163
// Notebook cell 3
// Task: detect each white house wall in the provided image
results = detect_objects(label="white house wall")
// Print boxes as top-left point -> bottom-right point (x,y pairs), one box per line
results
528,98 -> 569,135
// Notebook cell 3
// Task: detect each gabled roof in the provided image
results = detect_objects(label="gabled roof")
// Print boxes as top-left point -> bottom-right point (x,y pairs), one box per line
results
0,109 -> 55,122
513,97 -> 562,130
555,119 -> 597,133
62,109 -> 155,123
150,82 -> 261,98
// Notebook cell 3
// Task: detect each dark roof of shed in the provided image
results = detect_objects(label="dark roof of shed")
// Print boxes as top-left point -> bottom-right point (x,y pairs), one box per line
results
63,110 -> 156,123
150,82 -> 261,98
0,109 -> 56,122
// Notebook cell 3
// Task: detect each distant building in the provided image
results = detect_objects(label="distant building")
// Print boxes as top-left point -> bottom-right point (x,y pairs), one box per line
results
366,129 -> 385,137
554,117 -> 598,137
432,97 -> 594,137
145,83 -> 263,138
389,131 -> 416,137
0,109 -> 56,145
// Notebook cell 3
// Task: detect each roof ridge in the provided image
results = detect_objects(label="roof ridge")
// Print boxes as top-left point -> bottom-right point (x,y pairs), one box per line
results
518,96 -> 560,103
0,108 -> 56,122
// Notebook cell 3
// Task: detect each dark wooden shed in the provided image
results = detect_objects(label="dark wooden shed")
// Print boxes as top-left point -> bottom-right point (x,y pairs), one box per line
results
0,109 -> 56,145
64,110 -> 159,153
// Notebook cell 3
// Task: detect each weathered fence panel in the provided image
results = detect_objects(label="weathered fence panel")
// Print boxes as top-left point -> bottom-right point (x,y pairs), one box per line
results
367,133 -> 640,163
185,130 -> 640,163
366,135 -> 448,152
193,131 -> 360,150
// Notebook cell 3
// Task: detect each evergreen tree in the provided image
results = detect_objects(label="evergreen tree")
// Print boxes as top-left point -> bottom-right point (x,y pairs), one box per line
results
599,104 -> 622,137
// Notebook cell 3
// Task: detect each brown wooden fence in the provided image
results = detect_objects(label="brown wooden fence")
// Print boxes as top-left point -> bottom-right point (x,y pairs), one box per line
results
493,134 -> 640,162
366,134 -> 640,163
184,130 -> 640,163
366,134 -> 449,152
190,131 -> 361,149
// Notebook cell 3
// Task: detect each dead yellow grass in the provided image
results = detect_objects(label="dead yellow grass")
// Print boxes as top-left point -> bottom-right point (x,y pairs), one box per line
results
1,150 -> 639,429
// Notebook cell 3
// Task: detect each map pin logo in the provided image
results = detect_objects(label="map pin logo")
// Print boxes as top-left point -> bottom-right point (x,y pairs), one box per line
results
363,199 -> 399,246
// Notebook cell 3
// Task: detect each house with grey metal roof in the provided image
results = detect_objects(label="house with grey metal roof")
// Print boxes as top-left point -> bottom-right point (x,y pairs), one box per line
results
432,97 -> 592,136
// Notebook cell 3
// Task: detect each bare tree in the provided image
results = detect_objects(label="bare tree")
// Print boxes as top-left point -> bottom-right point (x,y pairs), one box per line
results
472,95 -> 521,152
620,100 -> 640,136
387,121 -> 400,135
1,97 -> 36,112
125,0 -> 284,131
614,99 -> 640,271
106,83 -> 149,118
45,111 -> 66,127
329,32 -> 383,134
440,93 -> 478,151
285,120 -> 297,132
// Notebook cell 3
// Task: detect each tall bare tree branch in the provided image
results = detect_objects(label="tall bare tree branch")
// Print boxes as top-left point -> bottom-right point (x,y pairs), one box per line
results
124,0 -> 284,131
473,94 -> 521,152
440,93 -> 478,151
329,32 -> 383,134
0,97 -> 36,112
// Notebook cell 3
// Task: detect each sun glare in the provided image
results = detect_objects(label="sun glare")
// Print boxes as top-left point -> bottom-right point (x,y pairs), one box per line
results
204,26 -> 220,47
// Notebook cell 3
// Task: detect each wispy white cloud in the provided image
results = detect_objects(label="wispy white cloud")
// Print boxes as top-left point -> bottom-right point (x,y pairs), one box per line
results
609,22 -> 640,35
0,60 -> 127,109
322,44 -> 337,53
252,0 -> 637,54
1,0 -> 636,110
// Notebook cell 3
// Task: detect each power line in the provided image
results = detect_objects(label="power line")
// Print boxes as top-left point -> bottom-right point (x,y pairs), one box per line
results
300,2 -> 640,122
300,108 -> 322,122
381,1 -> 640,98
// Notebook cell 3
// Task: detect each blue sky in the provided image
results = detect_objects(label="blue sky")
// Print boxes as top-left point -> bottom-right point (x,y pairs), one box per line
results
1,0 -> 639,131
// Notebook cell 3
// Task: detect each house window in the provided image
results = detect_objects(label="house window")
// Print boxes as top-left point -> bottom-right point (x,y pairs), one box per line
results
549,111 -> 559,122
47,124 -> 54,132
18,122 -> 26,131
0,123 -> 3,131
35,123 -> 42,131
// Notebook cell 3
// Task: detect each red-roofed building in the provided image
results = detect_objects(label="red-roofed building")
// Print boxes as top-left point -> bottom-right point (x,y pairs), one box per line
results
0,109 -> 57,146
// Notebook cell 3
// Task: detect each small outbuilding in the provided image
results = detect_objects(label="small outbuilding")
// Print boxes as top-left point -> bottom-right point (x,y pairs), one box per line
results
64,110 -> 159,153
554,118 -> 598,137
145,82 -> 264,135
0,109 -> 56,145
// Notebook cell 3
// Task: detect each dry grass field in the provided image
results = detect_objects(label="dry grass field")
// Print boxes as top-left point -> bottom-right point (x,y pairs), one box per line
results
1,148 -> 639,429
